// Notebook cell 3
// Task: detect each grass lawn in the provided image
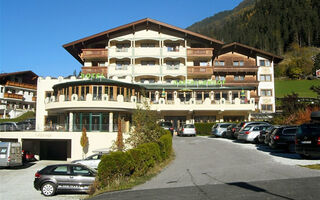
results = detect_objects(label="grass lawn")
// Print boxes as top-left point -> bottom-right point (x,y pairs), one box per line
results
275,79 -> 320,98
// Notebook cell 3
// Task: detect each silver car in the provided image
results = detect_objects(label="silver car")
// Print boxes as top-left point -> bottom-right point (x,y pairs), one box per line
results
34,164 -> 96,196
178,124 -> 196,137
237,125 -> 272,143
71,153 -> 107,169
212,123 -> 234,137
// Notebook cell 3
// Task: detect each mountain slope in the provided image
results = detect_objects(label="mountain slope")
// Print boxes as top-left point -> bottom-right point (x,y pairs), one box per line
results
187,0 -> 320,55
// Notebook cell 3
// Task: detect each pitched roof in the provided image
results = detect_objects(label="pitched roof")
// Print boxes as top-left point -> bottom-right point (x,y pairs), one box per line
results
63,18 -> 224,64
0,70 -> 38,79
221,42 -> 283,63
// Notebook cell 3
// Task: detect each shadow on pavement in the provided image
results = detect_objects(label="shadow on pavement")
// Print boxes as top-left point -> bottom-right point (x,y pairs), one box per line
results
0,161 -> 36,170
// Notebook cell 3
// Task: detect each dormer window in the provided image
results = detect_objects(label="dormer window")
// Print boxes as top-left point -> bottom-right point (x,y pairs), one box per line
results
214,61 -> 225,66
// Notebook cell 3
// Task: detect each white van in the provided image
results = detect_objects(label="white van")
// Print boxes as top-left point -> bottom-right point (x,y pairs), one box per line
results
0,142 -> 23,167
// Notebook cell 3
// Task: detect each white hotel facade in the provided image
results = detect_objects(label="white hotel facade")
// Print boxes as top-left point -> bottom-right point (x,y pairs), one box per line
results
0,19 -> 282,160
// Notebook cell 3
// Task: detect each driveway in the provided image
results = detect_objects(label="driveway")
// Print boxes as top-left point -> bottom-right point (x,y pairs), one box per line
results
0,160 -> 86,200
90,136 -> 320,200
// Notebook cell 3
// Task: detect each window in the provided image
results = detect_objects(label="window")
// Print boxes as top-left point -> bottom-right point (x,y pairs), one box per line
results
71,166 -> 91,176
141,43 -> 155,48
259,59 -> 270,66
216,76 -> 225,81
260,74 -> 271,82
116,43 -> 130,52
261,89 -> 272,97
199,61 -> 209,66
166,43 -> 179,52
141,60 -> 156,66
116,61 -> 129,70
166,60 -> 180,70
52,166 -> 68,174
234,75 -> 244,81
261,104 -> 273,111
233,61 -> 239,66
214,61 -> 225,66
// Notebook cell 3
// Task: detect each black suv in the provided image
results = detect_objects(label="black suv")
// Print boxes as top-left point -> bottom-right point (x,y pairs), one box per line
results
34,164 -> 96,196
295,111 -> 320,158
269,126 -> 298,150
159,121 -> 174,135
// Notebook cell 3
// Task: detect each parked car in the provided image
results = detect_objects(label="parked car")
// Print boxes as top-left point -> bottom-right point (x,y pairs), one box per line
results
258,125 -> 276,144
22,150 -> 36,162
237,124 -> 272,143
0,142 -> 23,167
212,123 -> 234,137
0,122 -> 20,132
178,124 -> 196,137
17,121 -> 33,130
269,126 -> 298,150
158,121 -> 174,135
34,164 -> 96,196
225,123 -> 238,139
295,111 -> 320,158
234,121 -> 270,138
71,153 -> 108,169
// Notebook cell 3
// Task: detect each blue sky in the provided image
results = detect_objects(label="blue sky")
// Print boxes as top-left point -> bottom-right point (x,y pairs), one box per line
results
0,0 -> 242,77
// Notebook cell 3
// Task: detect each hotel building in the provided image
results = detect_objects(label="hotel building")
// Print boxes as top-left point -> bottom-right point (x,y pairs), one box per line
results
0,19 -> 282,160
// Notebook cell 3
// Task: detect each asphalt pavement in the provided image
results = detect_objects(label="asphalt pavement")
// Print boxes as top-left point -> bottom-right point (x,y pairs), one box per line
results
90,135 -> 320,200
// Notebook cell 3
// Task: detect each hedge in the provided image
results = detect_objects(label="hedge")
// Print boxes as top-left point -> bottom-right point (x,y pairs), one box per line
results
97,133 -> 172,189
194,123 -> 215,135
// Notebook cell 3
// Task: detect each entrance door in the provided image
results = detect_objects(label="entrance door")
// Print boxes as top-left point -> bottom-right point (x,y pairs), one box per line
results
164,116 -> 186,131
92,114 -> 100,131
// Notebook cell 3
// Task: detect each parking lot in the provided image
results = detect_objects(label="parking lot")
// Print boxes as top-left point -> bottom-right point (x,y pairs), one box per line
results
1,135 -> 320,200
0,161 -> 87,200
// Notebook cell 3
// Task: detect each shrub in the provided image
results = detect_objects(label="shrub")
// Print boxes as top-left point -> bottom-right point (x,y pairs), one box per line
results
137,142 -> 161,168
97,151 -> 134,188
128,148 -> 147,176
158,133 -> 172,160
194,123 -> 215,135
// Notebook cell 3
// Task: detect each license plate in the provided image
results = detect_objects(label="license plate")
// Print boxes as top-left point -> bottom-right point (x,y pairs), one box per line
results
301,141 -> 312,144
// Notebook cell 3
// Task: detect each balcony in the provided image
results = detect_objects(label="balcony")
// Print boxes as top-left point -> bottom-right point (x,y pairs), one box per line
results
80,49 -> 108,60
5,81 -> 37,90
32,96 -> 37,101
213,65 -> 258,73
135,47 -> 161,58
4,93 -> 23,100
187,48 -> 213,57
81,66 -> 108,77
187,66 -> 213,76
224,77 -> 259,87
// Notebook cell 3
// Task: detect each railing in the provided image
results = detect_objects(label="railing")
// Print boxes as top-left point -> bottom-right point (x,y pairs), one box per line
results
44,123 -> 118,132
187,48 -> 213,57
81,66 -> 108,76
187,66 -> 213,75
4,93 -> 23,100
80,49 -> 108,59
213,65 -> 258,73
5,81 -> 37,90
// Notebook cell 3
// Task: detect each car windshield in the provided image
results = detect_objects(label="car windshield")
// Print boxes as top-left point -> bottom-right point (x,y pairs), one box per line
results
297,124 -> 320,136
184,124 -> 194,128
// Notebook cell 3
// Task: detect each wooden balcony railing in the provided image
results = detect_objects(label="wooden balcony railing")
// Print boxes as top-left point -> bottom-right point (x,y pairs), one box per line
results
213,65 -> 259,73
5,81 -> 37,90
187,48 -> 213,57
4,93 -> 23,100
80,49 -> 108,60
187,66 -> 213,75
81,66 -> 108,77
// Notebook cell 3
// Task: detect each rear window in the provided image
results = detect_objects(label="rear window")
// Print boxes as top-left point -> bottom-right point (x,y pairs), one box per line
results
0,147 -> 7,154
297,124 -> 320,136
184,124 -> 195,128
159,122 -> 172,127
243,126 -> 252,131
52,166 -> 68,174
283,128 -> 297,135
253,126 -> 263,131
221,124 -> 231,128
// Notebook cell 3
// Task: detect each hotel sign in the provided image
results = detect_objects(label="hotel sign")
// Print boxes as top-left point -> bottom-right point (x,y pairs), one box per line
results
171,80 -> 225,86
80,73 -> 106,79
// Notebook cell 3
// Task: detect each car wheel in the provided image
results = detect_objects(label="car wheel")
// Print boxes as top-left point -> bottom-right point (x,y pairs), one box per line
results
253,137 -> 259,144
41,182 -> 56,196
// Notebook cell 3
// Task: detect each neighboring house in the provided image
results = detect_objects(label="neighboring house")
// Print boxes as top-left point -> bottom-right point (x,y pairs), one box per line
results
0,71 -> 38,119
0,18 -> 283,161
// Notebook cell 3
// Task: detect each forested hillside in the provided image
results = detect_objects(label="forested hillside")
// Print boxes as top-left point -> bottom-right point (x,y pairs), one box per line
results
187,0 -> 320,55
